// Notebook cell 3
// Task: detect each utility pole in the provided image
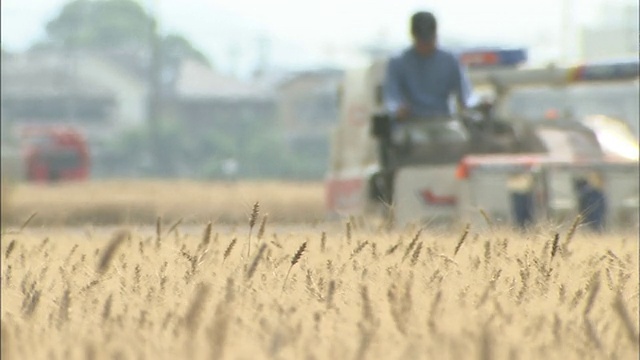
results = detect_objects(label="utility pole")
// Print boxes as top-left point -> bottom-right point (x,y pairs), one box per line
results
228,42 -> 241,78
561,0 -> 572,63
254,35 -> 270,79
147,0 -> 162,176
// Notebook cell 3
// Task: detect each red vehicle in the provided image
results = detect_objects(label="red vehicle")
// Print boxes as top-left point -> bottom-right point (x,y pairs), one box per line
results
22,126 -> 90,182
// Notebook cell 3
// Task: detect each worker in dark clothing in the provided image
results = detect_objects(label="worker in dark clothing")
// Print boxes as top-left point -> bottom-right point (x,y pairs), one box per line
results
574,177 -> 607,232
508,172 -> 535,230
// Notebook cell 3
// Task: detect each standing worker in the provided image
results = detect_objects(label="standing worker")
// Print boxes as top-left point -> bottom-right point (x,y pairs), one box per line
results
574,175 -> 607,232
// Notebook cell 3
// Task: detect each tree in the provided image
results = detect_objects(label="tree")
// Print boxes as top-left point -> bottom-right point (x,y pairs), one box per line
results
45,0 -> 150,49
162,34 -> 211,69
35,0 -> 211,67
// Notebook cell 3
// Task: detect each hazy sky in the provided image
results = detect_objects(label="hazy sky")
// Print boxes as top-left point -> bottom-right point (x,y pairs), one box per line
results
0,0 -> 627,76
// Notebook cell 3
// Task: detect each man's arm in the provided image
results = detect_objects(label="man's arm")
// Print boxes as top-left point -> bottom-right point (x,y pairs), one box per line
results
383,57 -> 407,117
453,59 -> 478,110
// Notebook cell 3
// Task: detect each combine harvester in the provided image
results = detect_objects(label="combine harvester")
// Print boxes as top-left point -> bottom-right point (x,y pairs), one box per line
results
1,125 -> 91,183
326,49 -> 639,231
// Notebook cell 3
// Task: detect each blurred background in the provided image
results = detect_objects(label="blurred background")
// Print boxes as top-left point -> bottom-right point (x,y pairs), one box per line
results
0,0 -> 638,182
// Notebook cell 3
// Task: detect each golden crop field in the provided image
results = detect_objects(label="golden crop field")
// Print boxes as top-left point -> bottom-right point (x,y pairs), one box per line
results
1,212 -> 638,360
1,180 -> 326,227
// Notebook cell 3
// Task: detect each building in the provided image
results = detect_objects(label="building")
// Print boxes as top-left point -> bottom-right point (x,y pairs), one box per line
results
168,59 -> 280,178
1,48 -> 347,179
173,59 -> 276,133
1,50 -> 148,176
276,68 -> 344,178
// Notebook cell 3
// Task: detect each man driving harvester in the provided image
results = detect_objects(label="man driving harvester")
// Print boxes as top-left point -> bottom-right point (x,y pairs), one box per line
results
371,11 -> 478,205
384,11 -> 475,123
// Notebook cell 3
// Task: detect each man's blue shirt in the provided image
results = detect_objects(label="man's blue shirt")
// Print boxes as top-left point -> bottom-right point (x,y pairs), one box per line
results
383,47 -> 474,118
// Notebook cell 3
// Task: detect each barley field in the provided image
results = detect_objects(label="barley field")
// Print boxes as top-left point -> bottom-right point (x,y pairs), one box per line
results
1,209 -> 638,360
1,180 -> 325,227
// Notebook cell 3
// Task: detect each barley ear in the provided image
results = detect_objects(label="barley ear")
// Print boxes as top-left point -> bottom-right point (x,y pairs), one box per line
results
550,232 -> 560,260
453,223 -> 470,257
257,214 -> 268,241
282,241 -> 307,294
5,240 -> 16,260
202,221 -> 212,246
222,238 -> 237,264
247,201 -> 260,258
562,214 -> 581,255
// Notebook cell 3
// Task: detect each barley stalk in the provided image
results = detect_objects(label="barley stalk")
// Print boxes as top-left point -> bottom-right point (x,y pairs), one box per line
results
479,325 -> 493,360
320,231 -> 327,253
584,318 -> 603,351
612,293 -> 639,348
19,212 -> 37,232
209,301 -> 231,359
479,209 -> 493,229
97,229 -> 130,275
246,243 -> 267,280
184,282 -> 211,333
326,280 -> 336,309
360,285 -> 374,323
167,217 -> 183,235
225,277 -> 235,303
583,272 -> 600,316
155,216 -> 162,248
56,288 -> 70,329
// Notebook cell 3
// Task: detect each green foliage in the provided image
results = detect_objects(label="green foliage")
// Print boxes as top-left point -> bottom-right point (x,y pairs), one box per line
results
37,0 -> 211,67
45,0 -> 152,49
161,34 -> 211,68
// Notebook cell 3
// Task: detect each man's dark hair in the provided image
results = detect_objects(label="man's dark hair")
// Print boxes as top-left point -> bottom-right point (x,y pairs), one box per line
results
411,11 -> 437,41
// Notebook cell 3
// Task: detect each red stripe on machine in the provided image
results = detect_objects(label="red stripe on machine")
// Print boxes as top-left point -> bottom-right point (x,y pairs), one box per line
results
419,189 -> 457,206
